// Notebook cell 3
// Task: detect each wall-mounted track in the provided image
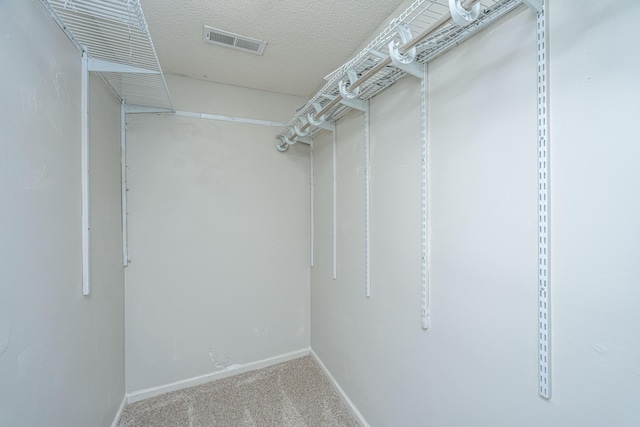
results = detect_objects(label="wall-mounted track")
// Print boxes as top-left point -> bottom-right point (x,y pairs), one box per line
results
39,0 -> 173,295
283,0 -> 550,398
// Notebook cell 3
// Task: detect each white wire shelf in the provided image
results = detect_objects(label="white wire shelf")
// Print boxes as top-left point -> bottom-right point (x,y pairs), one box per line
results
277,0 -> 522,142
40,0 -> 173,111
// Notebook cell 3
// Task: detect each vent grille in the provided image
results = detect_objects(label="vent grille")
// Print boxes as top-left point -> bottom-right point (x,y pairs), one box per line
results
203,26 -> 266,55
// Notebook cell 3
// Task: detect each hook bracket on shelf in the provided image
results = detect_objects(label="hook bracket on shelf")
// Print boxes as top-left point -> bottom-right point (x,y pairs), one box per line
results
276,140 -> 289,152
276,129 -> 298,152
339,69 -> 360,99
388,23 -> 417,65
307,102 -> 326,126
448,0 -> 481,27
294,117 -> 310,137
285,127 -> 299,146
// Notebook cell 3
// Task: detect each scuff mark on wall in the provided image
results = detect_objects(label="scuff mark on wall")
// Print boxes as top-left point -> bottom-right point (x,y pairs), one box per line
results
0,322 -> 10,356
45,65 -> 70,134
53,72 -> 65,101
173,156 -> 186,170
171,334 -> 179,361
19,84 -> 38,119
16,345 -> 33,379
593,344 -> 607,355
254,321 -> 269,333
294,307 -> 306,337
208,347 -> 231,370
23,164 -> 52,191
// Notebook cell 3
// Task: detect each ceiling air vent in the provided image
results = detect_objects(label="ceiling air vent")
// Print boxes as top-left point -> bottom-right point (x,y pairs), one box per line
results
203,26 -> 266,55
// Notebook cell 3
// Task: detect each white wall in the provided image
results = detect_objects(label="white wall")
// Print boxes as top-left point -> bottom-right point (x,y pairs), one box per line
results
549,1 -> 640,425
0,2 -> 125,426
311,2 -> 640,426
124,76 -> 310,393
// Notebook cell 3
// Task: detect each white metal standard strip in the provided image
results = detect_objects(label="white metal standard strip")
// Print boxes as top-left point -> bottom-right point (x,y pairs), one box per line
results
537,2 -> 551,400
121,102 -> 129,267
364,101 -> 371,298
420,63 -> 429,330
332,128 -> 337,280
310,143 -> 315,268
173,110 -> 284,127
81,50 -> 91,296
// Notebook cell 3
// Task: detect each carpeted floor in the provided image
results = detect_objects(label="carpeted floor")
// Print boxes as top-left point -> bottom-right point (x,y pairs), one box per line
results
118,356 -> 359,427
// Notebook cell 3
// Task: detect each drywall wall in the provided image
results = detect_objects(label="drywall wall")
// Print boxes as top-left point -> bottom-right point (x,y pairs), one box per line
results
124,76 -> 310,393
0,2 -> 125,427
311,2 -> 640,426
547,0 -> 640,424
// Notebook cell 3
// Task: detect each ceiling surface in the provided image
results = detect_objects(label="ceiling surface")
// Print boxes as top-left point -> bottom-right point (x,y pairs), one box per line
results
138,0 -> 407,97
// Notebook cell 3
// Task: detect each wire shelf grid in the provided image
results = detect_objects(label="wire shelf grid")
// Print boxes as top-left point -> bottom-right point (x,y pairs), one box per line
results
42,0 -> 173,110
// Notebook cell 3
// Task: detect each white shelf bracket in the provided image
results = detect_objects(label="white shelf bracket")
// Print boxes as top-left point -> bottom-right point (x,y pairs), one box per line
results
125,105 -> 174,114
537,1 -> 551,400
88,58 -> 160,74
371,50 -> 423,80
318,94 -> 367,112
81,49 -> 91,296
297,136 -> 313,145
395,59 -> 424,79
313,121 -> 336,132
523,0 -> 543,13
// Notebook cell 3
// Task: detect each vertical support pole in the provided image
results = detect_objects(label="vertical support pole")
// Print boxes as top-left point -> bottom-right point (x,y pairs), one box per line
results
537,2 -> 551,400
310,142 -> 314,268
121,101 -> 129,267
420,63 -> 429,329
364,101 -> 371,298
332,128 -> 337,280
81,49 -> 91,296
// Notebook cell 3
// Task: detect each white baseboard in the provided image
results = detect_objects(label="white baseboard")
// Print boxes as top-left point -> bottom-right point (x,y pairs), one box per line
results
110,394 -> 127,427
126,348 -> 310,404
310,349 -> 370,427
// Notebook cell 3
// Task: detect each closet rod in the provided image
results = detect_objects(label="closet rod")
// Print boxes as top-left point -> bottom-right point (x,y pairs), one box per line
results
297,0 -> 481,135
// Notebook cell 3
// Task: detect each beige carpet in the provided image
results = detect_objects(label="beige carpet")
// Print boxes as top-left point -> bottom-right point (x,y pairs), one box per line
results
118,356 -> 359,427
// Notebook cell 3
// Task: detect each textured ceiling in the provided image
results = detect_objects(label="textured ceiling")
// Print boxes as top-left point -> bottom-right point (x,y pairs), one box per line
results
138,0 -> 407,97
